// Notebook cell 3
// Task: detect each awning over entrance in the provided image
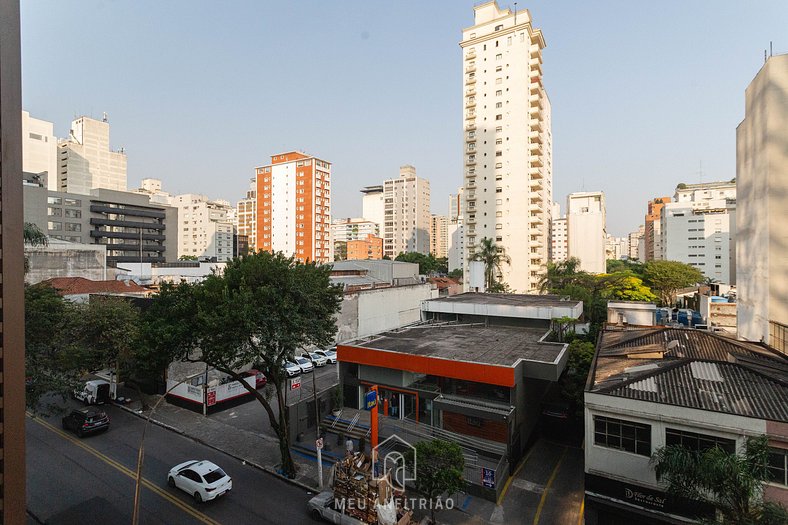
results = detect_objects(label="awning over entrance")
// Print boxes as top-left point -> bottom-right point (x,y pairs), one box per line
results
434,394 -> 514,421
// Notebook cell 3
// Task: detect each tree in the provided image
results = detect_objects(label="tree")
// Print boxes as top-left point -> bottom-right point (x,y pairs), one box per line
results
178,255 -> 198,261
143,251 -> 343,478
551,316 -> 576,343
469,237 -> 510,291
651,435 -> 788,524
559,340 -> 595,414
644,260 -> 704,306
411,439 -> 465,524
603,273 -> 657,303
23,222 -> 48,274
606,259 -> 646,278
447,268 -> 463,280
538,257 -> 587,294
394,252 -> 446,275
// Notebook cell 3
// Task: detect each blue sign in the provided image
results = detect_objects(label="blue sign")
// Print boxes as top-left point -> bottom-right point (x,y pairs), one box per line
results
365,390 -> 377,410
481,467 -> 495,488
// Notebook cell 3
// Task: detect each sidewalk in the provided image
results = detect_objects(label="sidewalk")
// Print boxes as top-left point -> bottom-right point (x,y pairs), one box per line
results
117,387 -> 503,524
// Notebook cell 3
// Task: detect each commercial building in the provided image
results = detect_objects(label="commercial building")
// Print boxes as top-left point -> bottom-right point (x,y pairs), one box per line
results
58,115 -> 127,194
660,181 -> 737,284
460,1 -> 552,292
584,323 -> 788,524
173,193 -> 235,262
0,3 -> 27,518
430,214 -> 449,258
236,178 -> 257,252
644,196 -> 670,261
382,165 -> 431,258
361,185 -> 385,235
347,234 -> 383,261
628,225 -> 644,260
23,178 -> 178,264
22,110 -> 57,189
736,53 -> 788,348
567,191 -> 606,273
550,202 -> 567,262
338,293 -> 582,500
255,151 -> 332,263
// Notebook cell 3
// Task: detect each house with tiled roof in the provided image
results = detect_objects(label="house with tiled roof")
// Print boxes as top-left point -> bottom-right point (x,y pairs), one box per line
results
584,323 -> 788,524
39,277 -> 150,303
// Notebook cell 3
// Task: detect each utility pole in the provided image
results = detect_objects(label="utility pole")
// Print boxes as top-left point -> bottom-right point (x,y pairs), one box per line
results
306,352 -> 323,488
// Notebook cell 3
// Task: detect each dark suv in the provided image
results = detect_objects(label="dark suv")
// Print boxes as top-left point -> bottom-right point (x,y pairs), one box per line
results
61,407 -> 110,437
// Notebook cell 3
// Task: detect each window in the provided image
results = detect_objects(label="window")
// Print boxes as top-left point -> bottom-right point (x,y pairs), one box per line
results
594,415 -> 651,456
47,221 -> 62,231
47,196 -> 62,205
496,114 -> 502,120
496,90 -> 502,96
768,448 -> 788,486
65,209 -> 81,219
64,198 -> 81,206
665,428 -> 735,454
47,207 -> 62,217
65,223 -> 81,232
496,102 -> 502,108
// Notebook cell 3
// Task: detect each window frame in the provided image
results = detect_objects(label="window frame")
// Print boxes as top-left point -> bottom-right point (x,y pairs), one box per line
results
593,415 -> 652,457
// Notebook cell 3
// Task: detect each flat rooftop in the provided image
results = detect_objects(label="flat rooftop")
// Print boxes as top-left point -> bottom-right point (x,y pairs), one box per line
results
427,292 -> 580,309
347,323 -> 563,367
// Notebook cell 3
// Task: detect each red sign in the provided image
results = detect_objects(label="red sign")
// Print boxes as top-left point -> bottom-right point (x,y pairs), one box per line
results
207,390 -> 217,406
290,377 -> 301,390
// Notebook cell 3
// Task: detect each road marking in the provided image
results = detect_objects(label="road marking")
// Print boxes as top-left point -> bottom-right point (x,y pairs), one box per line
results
28,413 -> 222,525
532,446 -> 567,525
496,446 -> 536,505
577,498 -> 585,525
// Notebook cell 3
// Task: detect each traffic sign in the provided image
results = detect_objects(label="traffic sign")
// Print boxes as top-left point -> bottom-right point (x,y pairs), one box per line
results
290,376 -> 301,390
316,438 -> 324,450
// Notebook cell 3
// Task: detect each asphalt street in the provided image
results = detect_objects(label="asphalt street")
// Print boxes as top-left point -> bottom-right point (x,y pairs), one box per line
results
27,401 -> 317,525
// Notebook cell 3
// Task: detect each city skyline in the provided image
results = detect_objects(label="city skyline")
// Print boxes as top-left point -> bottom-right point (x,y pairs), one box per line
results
20,1 -> 788,236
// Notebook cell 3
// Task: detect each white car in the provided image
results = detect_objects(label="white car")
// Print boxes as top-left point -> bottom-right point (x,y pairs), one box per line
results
294,356 -> 314,373
315,348 -> 337,364
304,352 -> 328,367
284,361 -> 301,377
168,460 -> 232,503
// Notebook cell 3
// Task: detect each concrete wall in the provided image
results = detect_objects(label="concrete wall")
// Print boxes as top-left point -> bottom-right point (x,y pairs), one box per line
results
737,54 -> 788,343
24,242 -> 107,284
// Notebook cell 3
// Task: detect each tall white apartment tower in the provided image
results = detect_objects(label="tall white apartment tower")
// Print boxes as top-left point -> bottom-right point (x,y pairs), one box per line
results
361,185 -> 385,235
21,111 -> 57,190
58,115 -> 127,194
430,214 -> 449,258
567,191 -> 606,273
448,188 -> 465,272
550,202 -> 567,262
460,2 -> 552,292
174,194 -> 235,262
382,165 -> 431,258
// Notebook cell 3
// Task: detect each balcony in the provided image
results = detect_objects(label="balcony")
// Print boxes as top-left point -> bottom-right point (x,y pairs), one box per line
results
465,122 -> 476,131
529,142 -> 543,155
529,94 -> 543,110
529,130 -> 542,143
531,190 -> 544,202
530,155 -> 544,167
466,180 -> 476,188
530,119 -> 543,132
529,203 -> 541,212
531,61 -> 542,76
465,98 -> 476,108
465,50 -> 476,60
466,157 -> 477,166
465,75 -> 476,85
465,146 -> 476,155
530,179 -> 544,191
529,46 -> 540,59
465,216 -> 476,224
529,106 -> 542,119
465,87 -> 476,97
465,111 -> 476,120
465,65 -> 476,73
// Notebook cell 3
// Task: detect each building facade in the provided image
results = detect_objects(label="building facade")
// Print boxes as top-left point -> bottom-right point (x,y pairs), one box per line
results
737,53 -> 788,345
382,165 -> 431,258
460,1 -> 552,292
347,234 -> 383,261
361,185 -> 385,235
22,110 -> 57,190
567,191 -> 606,273
644,196 -> 670,261
58,115 -> 127,194
430,214 -> 449,258
550,202 -> 567,262
331,217 -> 379,243
255,151 -> 332,263
236,178 -> 257,253
173,194 -> 235,262
660,181 -> 737,284
628,225 -> 644,260
448,188 -> 465,272
604,234 -> 628,262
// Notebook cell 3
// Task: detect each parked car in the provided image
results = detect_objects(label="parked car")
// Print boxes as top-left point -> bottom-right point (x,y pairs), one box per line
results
308,491 -> 366,524
304,352 -> 328,367
315,348 -> 337,364
241,369 -> 267,388
294,356 -> 314,373
284,361 -> 301,377
61,407 -> 110,437
167,460 -> 232,503
73,379 -> 111,405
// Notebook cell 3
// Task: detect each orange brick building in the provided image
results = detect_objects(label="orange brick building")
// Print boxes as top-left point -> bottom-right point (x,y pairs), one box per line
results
347,234 -> 383,260
255,151 -> 332,263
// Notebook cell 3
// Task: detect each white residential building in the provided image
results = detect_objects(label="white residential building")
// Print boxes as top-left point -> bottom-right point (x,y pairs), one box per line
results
447,189 -> 465,273
174,194 -> 235,262
382,165 -> 431,257
604,234 -> 628,261
22,111 -> 58,190
736,53 -> 788,346
331,218 -> 379,243
361,185 -> 385,235
460,1 -> 552,292
660,181 -> 736,284
58,115 -> 127,194
133,178 -> 173,205
550,201 -> 567,262
430,214 -> 449,259
567,192 -> 606,273
236,178 -> 257,252
628,225 -> 644,260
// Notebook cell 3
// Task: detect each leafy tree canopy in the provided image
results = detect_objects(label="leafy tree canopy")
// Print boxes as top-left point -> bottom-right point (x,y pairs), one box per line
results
560,340 -> 596,414
394,252 -> 447,275
411,439 -> 465,523
643,260 -> 704,306
469,237 -> 511,292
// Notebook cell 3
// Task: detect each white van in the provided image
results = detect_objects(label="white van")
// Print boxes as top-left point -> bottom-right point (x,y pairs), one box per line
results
74,379 -> 111,405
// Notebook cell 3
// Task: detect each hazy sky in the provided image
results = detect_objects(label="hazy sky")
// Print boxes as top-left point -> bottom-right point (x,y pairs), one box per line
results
21,1 -> 788,236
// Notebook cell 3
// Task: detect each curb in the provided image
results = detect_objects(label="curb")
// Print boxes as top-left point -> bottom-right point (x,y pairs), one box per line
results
116,403 -> 322,494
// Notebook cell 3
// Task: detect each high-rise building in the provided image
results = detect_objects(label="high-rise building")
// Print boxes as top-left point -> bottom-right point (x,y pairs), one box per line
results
173,194 -> 235,262
628,225 -> 644,260
660,181 -> 737,284
382,165 -> 431,258
22,110 -> 57,190
58,115 -> 127,194
644,196 -> 670,261
430,214 -> 449,258
236,178 -> 257,252
347,234 -> 383,261
736,53 -> 788,346
604,234 -> 628,262
460,1 -> 552,292
361,185 -> 385,235
1,3 -> 27,519
550,201 -> 567,262
255,151 -> 332,264
447,188 -> 465,272
567,191 -> 606,273
448,189 -> 464,223
331,217 -> 380,243
132,177 -> 172,205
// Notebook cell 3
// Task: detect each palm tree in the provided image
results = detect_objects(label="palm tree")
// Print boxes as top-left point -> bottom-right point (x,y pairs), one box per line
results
651,435 -> 788,524
24,222 -> 48,274
537,257 -> 585,294
469,237 -> 510,292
